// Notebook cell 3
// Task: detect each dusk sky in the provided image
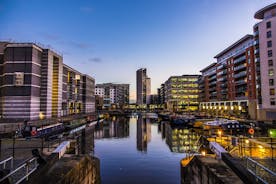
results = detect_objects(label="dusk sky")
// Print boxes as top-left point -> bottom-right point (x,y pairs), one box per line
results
0,0 -> 275,102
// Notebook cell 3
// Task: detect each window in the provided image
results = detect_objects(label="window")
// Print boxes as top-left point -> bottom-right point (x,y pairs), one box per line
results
270,89 -> 275,95
267,31 -> 272,38
267,21 -> 271,29
270,98 -> 275,105
248,58 -> 251,64
247,50 -> 250,56
268,50 -> 273,57
269,79 -> 274,86
268,60 -> 273,67
269,69 -> 274,76
267,40 -> 272,48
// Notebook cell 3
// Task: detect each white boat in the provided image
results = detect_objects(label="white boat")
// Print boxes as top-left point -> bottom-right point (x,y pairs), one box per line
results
204,118 -> 239,126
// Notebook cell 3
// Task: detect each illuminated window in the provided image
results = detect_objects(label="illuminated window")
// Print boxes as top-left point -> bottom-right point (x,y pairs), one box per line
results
269,69 -> 274,76
270,89 -> 275,95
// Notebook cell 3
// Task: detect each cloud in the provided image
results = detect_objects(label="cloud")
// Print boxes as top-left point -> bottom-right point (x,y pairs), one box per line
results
80,6 -> 93,13
88,57 -> 102,63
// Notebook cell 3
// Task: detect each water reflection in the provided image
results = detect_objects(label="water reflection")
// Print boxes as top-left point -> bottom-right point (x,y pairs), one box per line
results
162,123 -> 200,153
137,116 -> 151,152
93,116 -> 200,184
94,116 -> 129,139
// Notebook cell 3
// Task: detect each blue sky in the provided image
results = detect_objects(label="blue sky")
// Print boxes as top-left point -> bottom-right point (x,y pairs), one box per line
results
0,0 -> 275,101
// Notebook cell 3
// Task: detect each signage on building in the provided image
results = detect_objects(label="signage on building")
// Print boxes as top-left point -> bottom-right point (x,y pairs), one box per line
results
14,72 -> 24,86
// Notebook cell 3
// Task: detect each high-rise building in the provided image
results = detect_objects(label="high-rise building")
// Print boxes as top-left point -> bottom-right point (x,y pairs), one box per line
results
254,3 -> 276,121
164,75 -> 200,112
199,35 -> 257,119
0,41 -> 95,121
136,68 -> 151,105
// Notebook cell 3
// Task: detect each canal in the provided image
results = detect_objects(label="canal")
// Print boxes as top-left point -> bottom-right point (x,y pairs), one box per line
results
93,116 -> 195,184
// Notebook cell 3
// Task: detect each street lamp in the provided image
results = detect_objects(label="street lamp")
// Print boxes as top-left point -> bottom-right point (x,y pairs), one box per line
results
39,112 -> 45,152
218,130 -> 222,144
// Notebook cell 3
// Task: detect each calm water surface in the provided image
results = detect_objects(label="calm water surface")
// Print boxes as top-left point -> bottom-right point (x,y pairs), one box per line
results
94,116 -> 189,184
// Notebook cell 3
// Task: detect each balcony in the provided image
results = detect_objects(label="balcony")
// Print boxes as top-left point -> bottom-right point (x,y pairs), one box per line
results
208,75 -> 216,81
217,70 -> 227,76
218,76 -> 227,82
217,64 -> 227,70
254,40 -> 259,45
253,31 -> 259,37
221,89 -> 228,94
220,83 -> 227,88
234,64 -> 246,72
254,48 -> 259,55
255,57 -> 260,63
234,71 -> 247,79
236,87 -> 247,93
209,80 -> 216,87
235,79 -> 246,86
233,55 -> 246,65
209,87 -> 216,92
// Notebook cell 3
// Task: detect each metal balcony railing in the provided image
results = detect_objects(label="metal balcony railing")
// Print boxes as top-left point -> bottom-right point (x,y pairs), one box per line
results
234,55 -> 246,65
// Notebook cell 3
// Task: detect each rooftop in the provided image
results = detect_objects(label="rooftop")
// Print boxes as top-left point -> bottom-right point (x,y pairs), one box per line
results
214,35 -> 253,59
254,3 -> 276,19
200,63 -> 217,73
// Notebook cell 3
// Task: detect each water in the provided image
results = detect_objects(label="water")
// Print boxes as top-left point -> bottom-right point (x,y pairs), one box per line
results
93,116 -> 198,184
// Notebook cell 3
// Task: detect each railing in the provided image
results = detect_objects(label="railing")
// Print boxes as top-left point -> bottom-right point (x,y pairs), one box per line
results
0,156 -> 13,170
0,157 -> 38,184
233,55 -> 246,65
245,157 -> 276,184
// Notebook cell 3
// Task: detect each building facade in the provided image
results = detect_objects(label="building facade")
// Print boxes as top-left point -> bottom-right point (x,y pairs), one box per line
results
0,42 -> 95,121
164,75 -> 200,112
199,35 -> 257,119
254,3 -> 276,121
95,83 -> 129,109
136,68 -> 151,105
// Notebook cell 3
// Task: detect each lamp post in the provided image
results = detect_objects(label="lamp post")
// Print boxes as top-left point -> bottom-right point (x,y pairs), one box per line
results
218,130 -> 222,144
39,112 -> 44,152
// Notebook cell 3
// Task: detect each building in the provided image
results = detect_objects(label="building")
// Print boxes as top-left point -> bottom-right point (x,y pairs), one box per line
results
254,3 -> 276,121
164,75 -> 200,112
199,35 -> 257,119
95,83 -> 129,109
136,68 -> 151,105
0,41 -> 95,121
157,83 -> 165,105
136,116 -> 151,152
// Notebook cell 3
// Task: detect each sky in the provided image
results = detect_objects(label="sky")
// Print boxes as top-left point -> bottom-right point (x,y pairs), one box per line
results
0,0 -> 275,102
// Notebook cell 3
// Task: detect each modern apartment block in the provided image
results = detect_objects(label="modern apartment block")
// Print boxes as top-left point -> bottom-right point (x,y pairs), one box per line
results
136,68 -> 151,105
199,35 -> 257,119
95,83 -> 129,109
164,75 -> 200,112
157,83 -> 165,105
254,3 -> 276,120
0,41 -> 95,121
62,65 -> 95,116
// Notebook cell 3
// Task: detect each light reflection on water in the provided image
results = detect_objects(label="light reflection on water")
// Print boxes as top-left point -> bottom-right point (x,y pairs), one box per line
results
94,116 -> 199,184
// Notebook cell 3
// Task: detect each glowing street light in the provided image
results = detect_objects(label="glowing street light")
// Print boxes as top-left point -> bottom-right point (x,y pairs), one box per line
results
39,112 -> 44,120
218,130 -> 222,143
